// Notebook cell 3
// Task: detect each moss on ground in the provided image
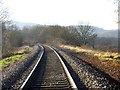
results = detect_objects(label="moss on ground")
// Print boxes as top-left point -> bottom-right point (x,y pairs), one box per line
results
100,57 -> 120,62
0,46 -> 34,69
0,54 -> 28,69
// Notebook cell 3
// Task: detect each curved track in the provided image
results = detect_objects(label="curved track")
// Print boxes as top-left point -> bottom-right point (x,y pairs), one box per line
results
20,45 -> 77,90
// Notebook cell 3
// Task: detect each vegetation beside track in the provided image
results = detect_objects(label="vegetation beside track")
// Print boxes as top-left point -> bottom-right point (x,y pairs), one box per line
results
60,45 -> 120,62
59,44 -> 120,83
0,46 -> 33,69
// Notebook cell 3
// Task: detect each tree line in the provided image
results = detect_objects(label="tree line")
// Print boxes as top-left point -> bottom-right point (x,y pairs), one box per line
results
2,23 -> 118,57
22,24 -> 97,47
2,23 -> 98,57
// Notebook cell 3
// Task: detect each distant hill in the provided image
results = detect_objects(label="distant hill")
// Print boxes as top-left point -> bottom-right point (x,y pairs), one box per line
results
13,21 -> 118,38
94,27 -> 118,38
13,21 -> 38,29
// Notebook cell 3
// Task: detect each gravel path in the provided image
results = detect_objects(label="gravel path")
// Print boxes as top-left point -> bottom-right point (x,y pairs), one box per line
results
2,45 -> 42,89
57,49 -> 120,89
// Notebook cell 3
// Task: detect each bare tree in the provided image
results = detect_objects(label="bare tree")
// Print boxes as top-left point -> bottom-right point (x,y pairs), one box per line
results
77,24 -> 97,48
0,0 -> 11,58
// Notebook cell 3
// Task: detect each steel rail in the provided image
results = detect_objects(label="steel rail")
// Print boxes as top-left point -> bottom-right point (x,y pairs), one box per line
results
20,45 -> 44,90
47,45 -> 78,90
20,45 -> 78,90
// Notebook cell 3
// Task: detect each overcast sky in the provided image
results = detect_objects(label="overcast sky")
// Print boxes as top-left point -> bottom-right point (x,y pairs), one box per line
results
4,0 -> 118,30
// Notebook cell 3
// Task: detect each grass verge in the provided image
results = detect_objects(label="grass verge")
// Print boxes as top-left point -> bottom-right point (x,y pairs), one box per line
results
60,45 -> 120,62
0,54 -> 28,69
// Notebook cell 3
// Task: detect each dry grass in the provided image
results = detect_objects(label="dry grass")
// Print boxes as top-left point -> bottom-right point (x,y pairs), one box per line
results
60,44 -> 120,82
13,45 -> 34,54
60,45 -> 120,61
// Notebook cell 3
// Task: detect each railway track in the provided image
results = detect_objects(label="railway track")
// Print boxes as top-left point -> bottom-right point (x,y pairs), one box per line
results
20,45 -> 77,90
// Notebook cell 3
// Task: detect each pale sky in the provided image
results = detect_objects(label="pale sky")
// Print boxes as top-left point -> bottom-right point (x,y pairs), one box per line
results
4,0 -> 118,30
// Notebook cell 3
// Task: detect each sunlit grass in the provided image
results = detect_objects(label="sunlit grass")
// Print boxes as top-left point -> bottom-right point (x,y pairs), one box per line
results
100,57 -> 120,61
60,45 -> 120,62
0,46 -> 34,69
0,54 -> 28,69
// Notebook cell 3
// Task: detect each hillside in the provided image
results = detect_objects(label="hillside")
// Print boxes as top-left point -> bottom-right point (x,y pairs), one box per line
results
13,21 -> 38,29
94,27 -> 118,38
